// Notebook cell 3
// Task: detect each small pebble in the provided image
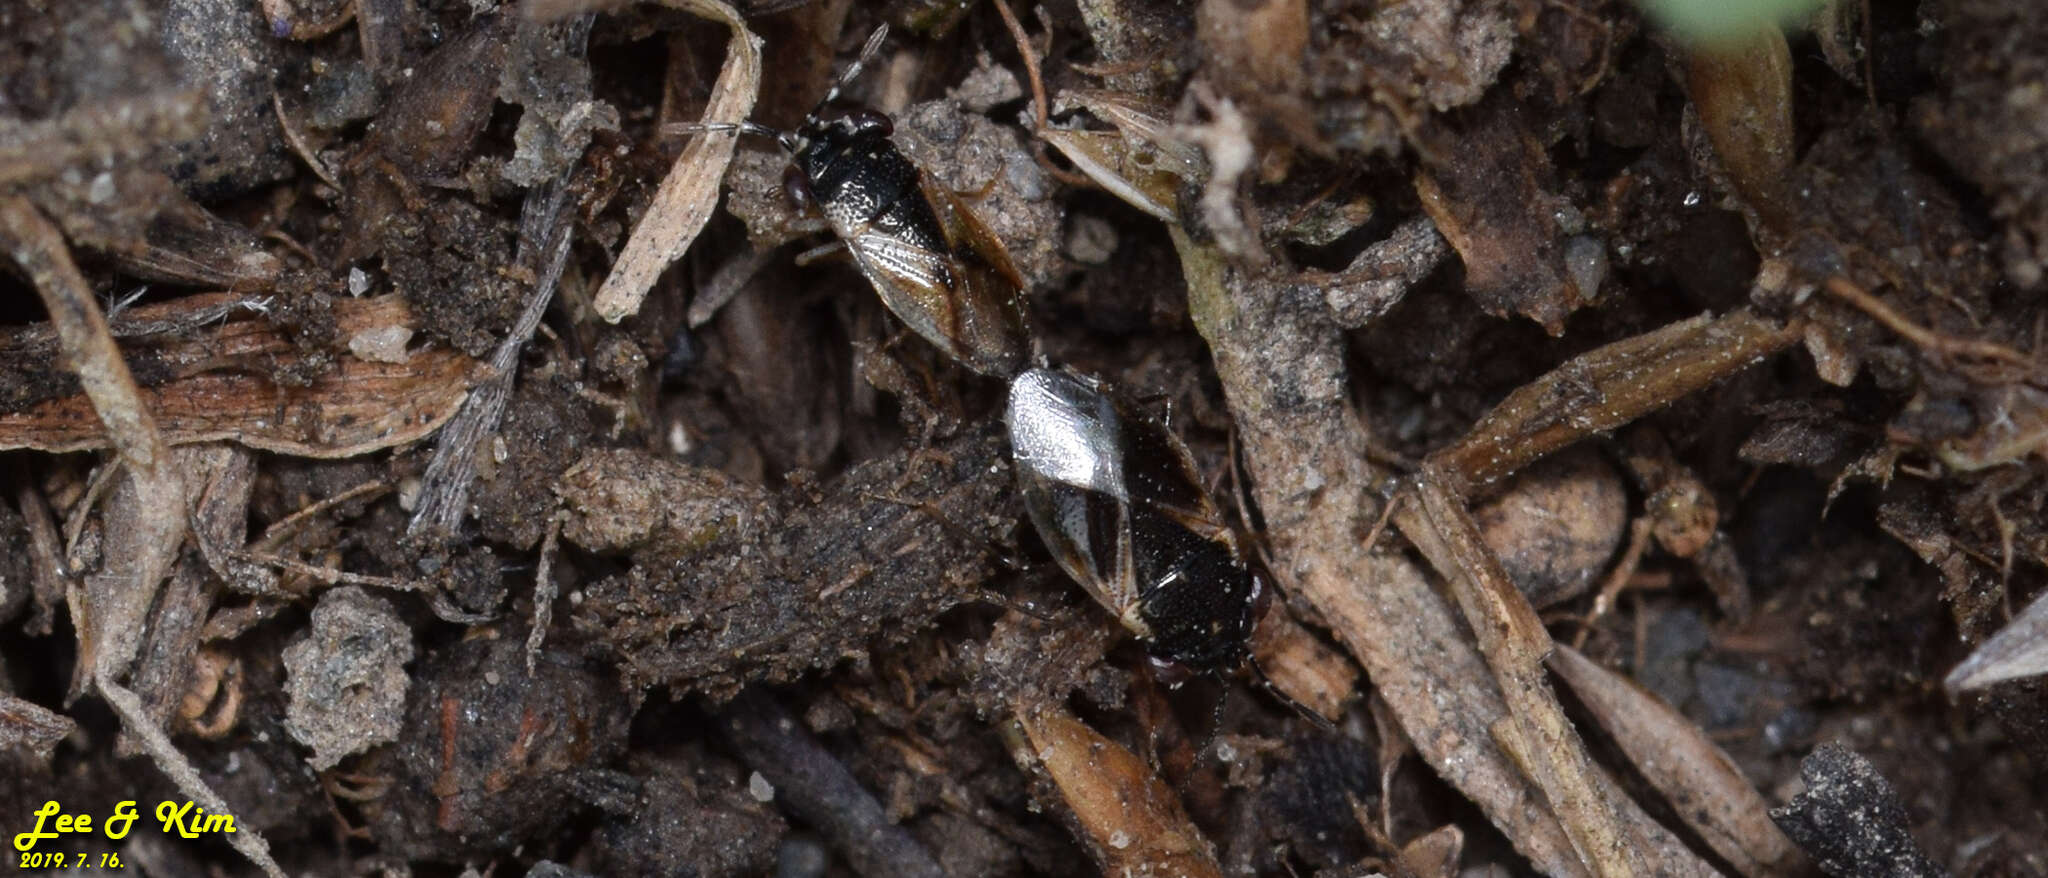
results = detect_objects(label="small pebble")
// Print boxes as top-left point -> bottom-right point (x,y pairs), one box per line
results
776,835 -> 829,878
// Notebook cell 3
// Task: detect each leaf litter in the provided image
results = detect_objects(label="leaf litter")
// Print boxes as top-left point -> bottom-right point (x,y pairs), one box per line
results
2,0 -> 2047,875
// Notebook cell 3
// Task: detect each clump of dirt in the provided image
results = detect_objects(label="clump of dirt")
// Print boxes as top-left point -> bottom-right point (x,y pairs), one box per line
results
3,0 -> 2048,875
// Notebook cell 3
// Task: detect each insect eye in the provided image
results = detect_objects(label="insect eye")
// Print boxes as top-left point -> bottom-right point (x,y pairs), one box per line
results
848,109 -> 893,137
1148,655 -> 1197,689
782,164 -> 814,212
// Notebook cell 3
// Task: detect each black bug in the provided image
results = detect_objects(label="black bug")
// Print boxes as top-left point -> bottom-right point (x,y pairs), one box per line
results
683,26 -> 1032,377
1004,368 -> 1270,683
689,26 -> 1312,721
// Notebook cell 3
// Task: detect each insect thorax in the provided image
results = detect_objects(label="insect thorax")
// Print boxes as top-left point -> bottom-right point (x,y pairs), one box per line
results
1130,515 -> 1258,673
796,129 -> 924,225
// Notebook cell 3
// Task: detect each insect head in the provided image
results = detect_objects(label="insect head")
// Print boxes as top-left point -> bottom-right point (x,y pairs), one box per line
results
683,25 -> 1032,377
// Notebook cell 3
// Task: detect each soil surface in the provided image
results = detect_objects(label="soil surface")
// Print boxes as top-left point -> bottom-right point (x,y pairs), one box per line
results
3,0 -> 2047,876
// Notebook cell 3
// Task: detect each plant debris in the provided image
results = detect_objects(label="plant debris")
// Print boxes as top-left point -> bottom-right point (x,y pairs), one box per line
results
5,0 -> 2048,874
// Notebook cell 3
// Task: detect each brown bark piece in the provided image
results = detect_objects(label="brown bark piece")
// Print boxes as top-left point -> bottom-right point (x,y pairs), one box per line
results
0,293 -> 481,458
1013,702 -> 1224,878
1552,644 -> 1801,877
1414,97 -> 1588,334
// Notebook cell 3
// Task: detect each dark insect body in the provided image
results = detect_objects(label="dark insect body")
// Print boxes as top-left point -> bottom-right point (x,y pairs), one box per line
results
1004,368 -> 1264,680
692,27 -> 1307,719
686,26 -> 1031,377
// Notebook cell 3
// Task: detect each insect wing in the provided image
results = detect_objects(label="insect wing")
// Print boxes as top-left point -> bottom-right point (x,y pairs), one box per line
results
927,182 -> 1033,375
1114,401 -> 1227,532
927,177 -> 1027,294
839,175 -> 1030,377
1007,370 -> 1142,620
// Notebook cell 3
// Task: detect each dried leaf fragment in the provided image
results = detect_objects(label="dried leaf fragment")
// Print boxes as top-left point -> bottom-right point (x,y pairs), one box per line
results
1946,586 -> 2048,692
1041,128 -> 1181,222
1551,645 -> 1800,876
1011,702 -> 1223,878
588,0 -> 761,322
1414,96 -> 1589,334
1770,743 -> 1944,878
0,294 -> 480,458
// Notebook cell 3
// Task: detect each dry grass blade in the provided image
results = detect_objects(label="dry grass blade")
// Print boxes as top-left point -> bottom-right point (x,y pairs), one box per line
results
0,294 -> 481,458
1011,702 -> 1224,878
585,0 -> 761,323
1550,645 -> 1799,876
0,694 -> 75,761
1041,129 -> 1179,221
1181,232 -> 1738,877
409,175 -> 575,536
0,198 -> 285,878
1946,586 -> 2048,691
1400,473 -> 1648,878
0,199 -> 177,480
1177,229 -> 1591,875
0,197 -> 184,684
1433,310 -> 1802,490
99,679 -> 286,878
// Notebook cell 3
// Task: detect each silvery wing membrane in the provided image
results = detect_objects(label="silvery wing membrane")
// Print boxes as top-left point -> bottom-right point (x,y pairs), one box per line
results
1005,370 -> 1127,500
1007,369 -> 1135,611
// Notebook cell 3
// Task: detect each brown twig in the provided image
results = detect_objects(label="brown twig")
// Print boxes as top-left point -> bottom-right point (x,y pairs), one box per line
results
525,514 -> 564,673
251,478 -> 393,555
989,0 -> 1095,188
1179,229 -> 1644,876
0,199 -> 176,483
991,0 -> 1047,134
1572,516 -> 1654,650
0,694 -> 75,762
722,689 -> 948,878
1822,275 -> 2037,372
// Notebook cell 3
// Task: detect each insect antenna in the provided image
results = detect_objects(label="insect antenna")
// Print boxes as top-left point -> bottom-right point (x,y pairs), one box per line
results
1246,653 -> 1338,731
663,120 -> 801,153
806,24 -> 891,126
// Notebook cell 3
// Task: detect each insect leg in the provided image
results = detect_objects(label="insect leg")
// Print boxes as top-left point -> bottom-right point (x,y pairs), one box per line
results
793,239 -> 848,266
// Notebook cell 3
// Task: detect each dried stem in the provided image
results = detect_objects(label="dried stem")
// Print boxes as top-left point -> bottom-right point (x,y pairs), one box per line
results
588,0 -> 761,322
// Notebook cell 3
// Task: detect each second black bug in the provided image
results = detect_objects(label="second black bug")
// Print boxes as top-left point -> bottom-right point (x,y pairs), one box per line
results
687,26 -> 1032,377
1004,368 -> 1265,681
